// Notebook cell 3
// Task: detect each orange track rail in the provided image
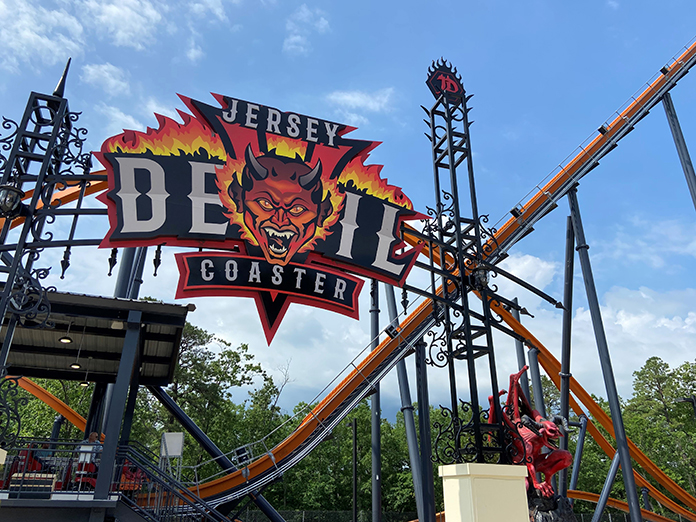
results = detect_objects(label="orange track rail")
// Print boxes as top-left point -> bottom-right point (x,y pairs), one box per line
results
0,172 -> 108,231
568,490 -> 680,522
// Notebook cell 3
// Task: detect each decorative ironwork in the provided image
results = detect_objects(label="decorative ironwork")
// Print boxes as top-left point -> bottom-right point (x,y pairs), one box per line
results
0,61 -> 109,379
9,266 -> 56,328
0,373 -> 29,448
406,60 -> 564,466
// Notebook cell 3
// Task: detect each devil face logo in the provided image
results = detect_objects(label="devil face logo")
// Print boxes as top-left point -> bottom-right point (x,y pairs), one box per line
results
228,145 -> 333,265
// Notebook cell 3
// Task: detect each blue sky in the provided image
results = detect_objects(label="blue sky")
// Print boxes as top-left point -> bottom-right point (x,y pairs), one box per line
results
2,0 -> 696,422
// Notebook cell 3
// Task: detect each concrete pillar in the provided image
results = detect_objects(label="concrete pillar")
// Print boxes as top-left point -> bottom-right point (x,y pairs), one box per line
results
439,463 -> 528,522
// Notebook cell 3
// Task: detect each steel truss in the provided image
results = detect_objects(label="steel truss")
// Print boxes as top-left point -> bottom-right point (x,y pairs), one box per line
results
411,60 -> 539,466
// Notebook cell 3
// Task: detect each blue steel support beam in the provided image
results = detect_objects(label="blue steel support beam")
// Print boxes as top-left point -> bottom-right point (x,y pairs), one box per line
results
370,279 -> 382,522
385,285 -> 424,522
591,452 -> 621,522
568,415 -> 588,507
568,187 -> 642,521
559,215 -> 575,497
95,309 -> 142,499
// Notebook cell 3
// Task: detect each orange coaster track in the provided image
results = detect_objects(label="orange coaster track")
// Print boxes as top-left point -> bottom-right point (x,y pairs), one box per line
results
9,36 -> 696,518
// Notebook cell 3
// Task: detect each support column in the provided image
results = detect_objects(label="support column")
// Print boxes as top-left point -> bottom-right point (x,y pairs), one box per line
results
511,299 -> 530,401
100,247 -> 138,436
84,382 -> 108,438
662,92 -> 696,213
641,487 -> 653,512
416,338 -> 436,522
559,215 -> 575,497
370,279 -> 381,522
95,310 -> 142,499
119,359 -> 141,445
353,417 -> 358,522
439,463 -> 529,522
385,286 -> 424,522
527,347 -> 546,418
567,187 -> 642,521
568,415 -> 588,503
591,452 -> 621,522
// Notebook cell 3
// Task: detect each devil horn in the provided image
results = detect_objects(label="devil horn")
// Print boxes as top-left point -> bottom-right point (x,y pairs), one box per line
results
245,144 -> 268,180
299,160 -> 322,189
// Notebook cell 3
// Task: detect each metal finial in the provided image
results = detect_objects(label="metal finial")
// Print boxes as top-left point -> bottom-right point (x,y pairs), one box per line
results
53,58 -> 72,98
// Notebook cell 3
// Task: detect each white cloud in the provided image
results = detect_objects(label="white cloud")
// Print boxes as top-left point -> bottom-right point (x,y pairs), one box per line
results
186,38 -> 205,62
607,0 -> 619,10
143,97 -> 179,120
594,217 -> 696,270
79,0 -> 165,50
0,0 -> 84,72
81,63 -> 130,97
326,88 -> 395,113
283,34 -> 310,56
283,4 -> 329,56
325,88 -> 396,126
189,0 -> 240,22
93,102 -> 144,137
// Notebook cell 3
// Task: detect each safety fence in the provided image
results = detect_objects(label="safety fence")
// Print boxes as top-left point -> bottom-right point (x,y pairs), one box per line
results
0,437 -> 229,522
237,511 -> 418,522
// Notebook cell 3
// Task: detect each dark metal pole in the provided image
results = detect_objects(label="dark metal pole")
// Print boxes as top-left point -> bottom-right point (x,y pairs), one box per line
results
568,187 -> 642,521
114,248 -> 137,299
568,415 -> 588,501
511,299 -> 531,401
641,487 -> 653,512
95,310 -> 142,499
528,347 -> 547,418
49,415 -> 65,448
591,452 -> 621,522
662,92 -> 696,213
100,247 -> 139,436
370,279 -> 381,522
385,285 -> 424,521
353,417 -> 358,522
119,359 -> 141,444
127,246 -> 148,300
84,382 -> 107,438
559,215 -> 575,497
415,338 -> 435,522
148,386 -> 286,522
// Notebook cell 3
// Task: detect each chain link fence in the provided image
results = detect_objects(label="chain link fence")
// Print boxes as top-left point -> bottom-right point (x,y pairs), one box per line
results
238,510 -> 689,522
238,511 -> 417,522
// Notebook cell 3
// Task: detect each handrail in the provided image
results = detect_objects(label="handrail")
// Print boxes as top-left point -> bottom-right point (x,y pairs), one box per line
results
115,445 -> 230,522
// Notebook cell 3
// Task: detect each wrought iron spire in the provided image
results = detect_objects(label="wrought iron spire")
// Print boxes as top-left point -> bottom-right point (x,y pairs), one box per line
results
53,57 -> 71,98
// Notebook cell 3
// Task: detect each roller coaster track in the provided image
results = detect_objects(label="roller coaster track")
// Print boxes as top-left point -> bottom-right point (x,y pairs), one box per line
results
8,36 -> 696,518
567,491 -> 682,522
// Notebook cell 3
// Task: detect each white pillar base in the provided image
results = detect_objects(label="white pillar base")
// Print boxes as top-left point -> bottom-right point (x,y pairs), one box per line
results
439,463 -> 529,522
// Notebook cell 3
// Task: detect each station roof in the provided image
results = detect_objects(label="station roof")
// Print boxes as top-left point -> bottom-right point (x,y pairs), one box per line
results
3,291 -> 194,386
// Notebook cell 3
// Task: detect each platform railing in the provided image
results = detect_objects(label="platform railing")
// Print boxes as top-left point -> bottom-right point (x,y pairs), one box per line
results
0,438 -> 230,522
113,444 -> 230,522
0,438 -> 104,497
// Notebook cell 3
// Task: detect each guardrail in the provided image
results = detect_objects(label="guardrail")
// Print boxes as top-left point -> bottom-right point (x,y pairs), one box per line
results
0,438 -> 230,522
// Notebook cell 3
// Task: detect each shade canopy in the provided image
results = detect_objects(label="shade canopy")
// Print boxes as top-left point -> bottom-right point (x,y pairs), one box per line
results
4,291 -> 193,386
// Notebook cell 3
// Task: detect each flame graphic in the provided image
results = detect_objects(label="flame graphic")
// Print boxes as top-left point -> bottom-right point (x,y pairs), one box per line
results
101,112 -> 226,160
101,104 -> 412,253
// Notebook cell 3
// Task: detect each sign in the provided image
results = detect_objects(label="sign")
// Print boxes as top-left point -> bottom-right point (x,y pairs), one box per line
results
426,59 -> 465,105
96,94 -> 424,343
